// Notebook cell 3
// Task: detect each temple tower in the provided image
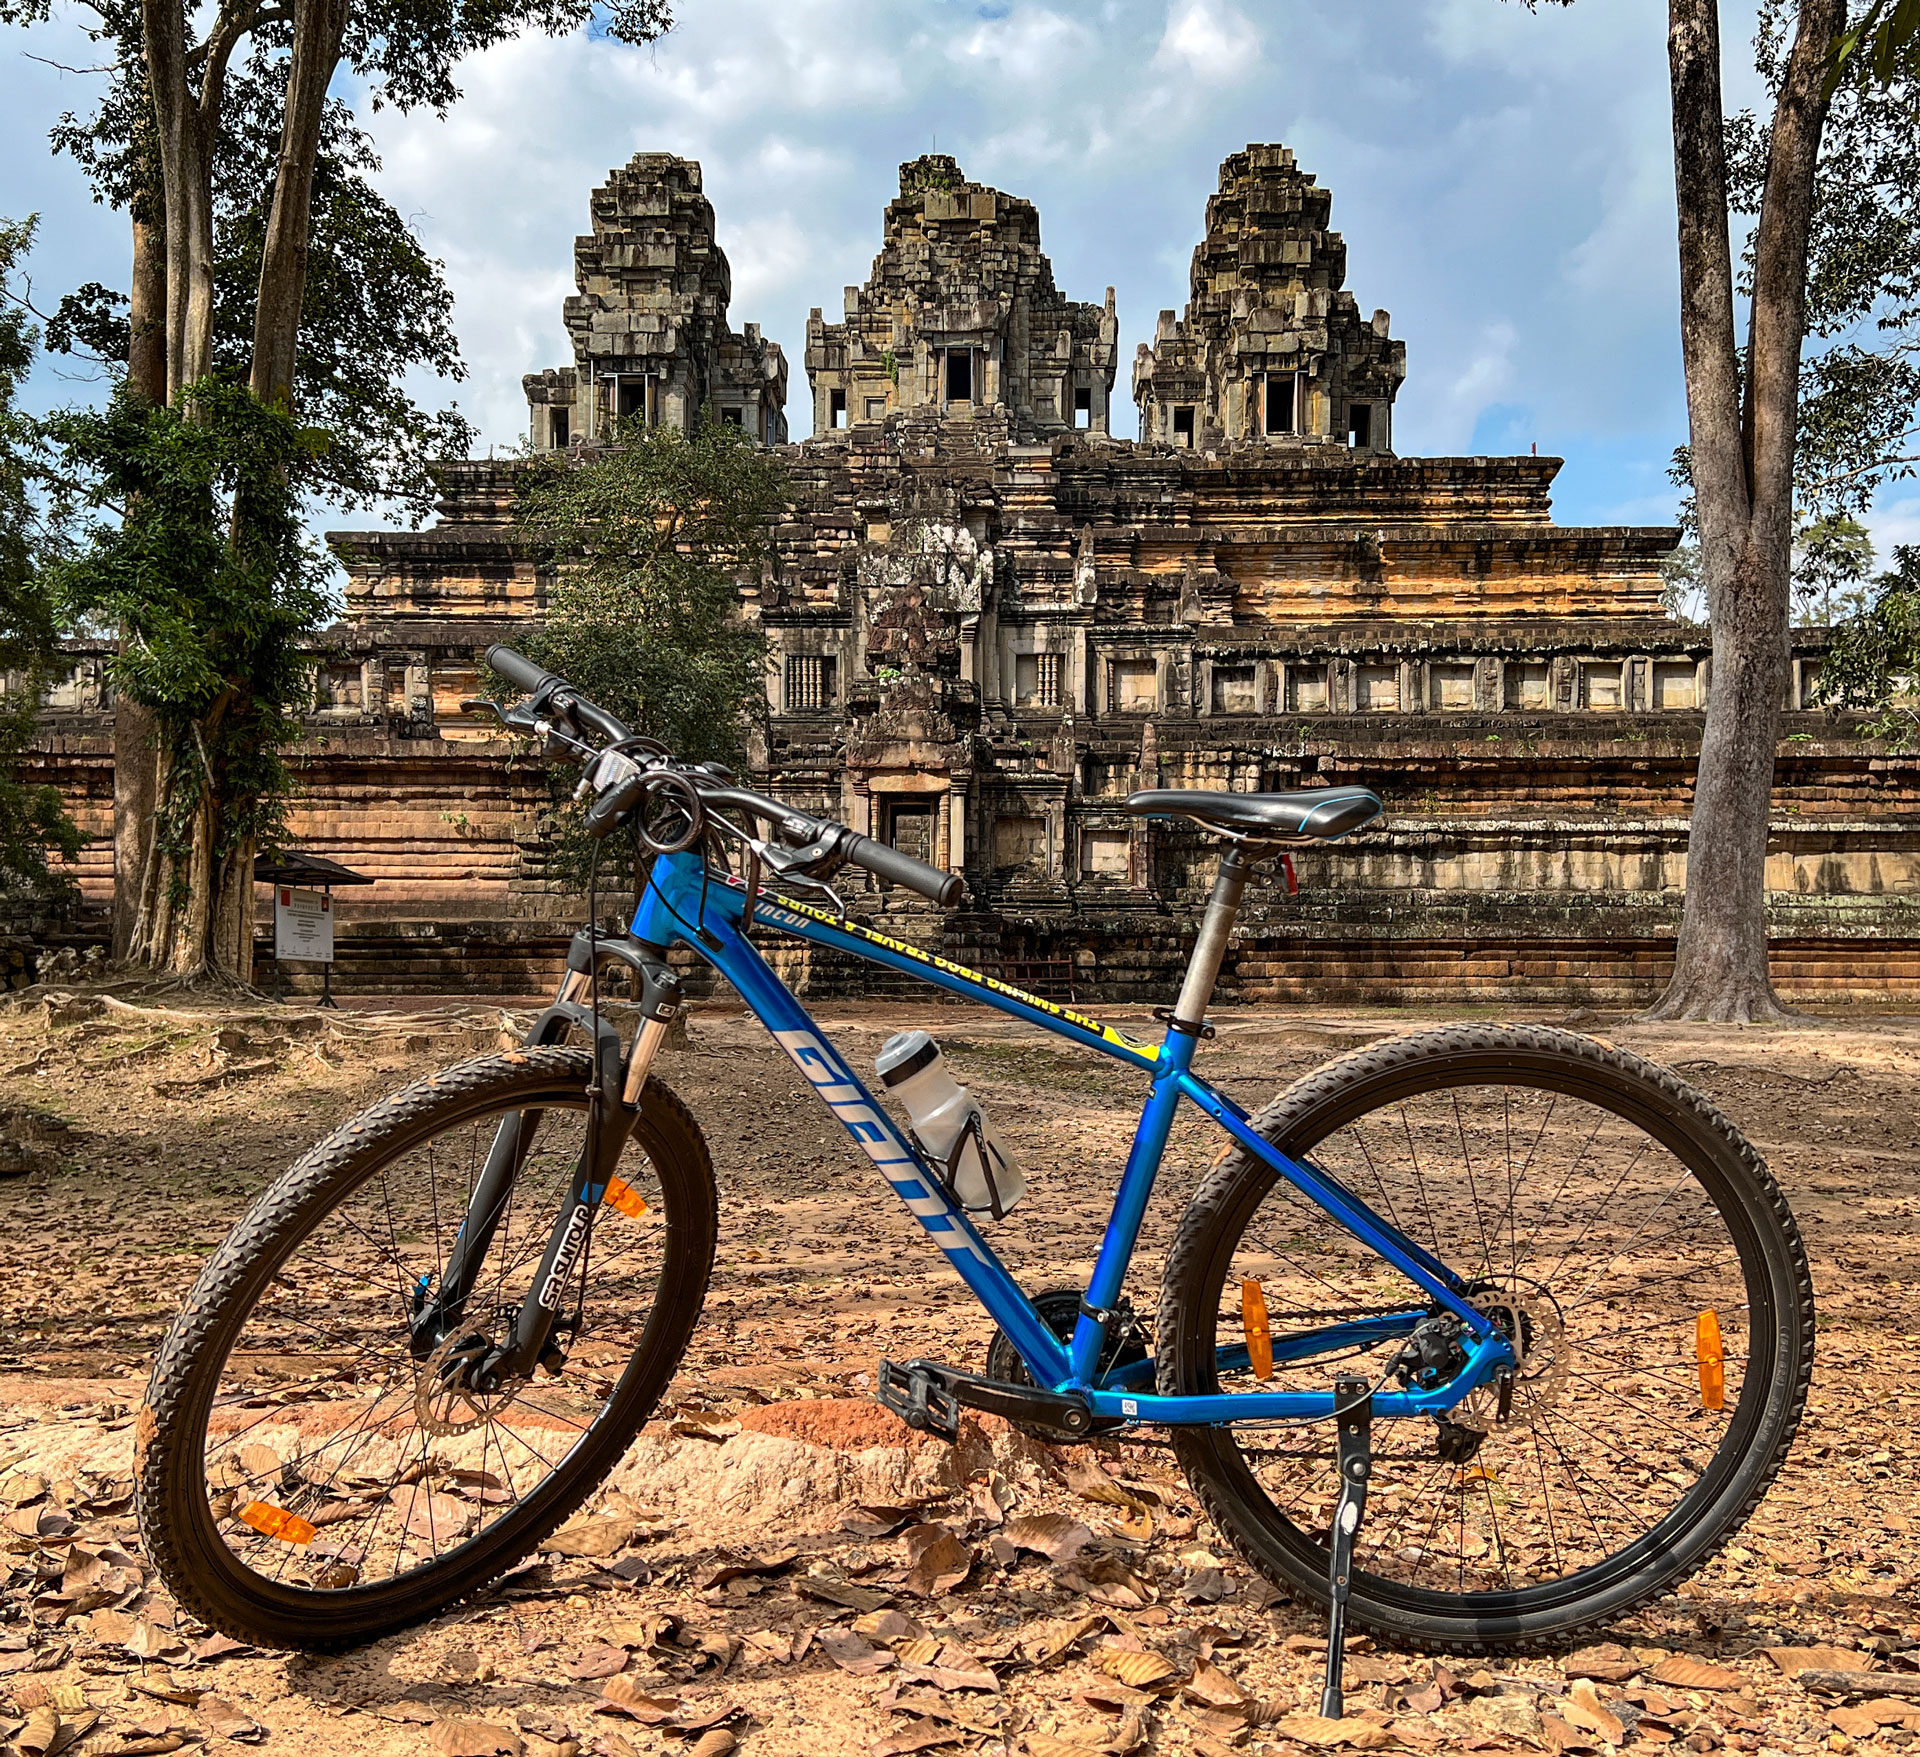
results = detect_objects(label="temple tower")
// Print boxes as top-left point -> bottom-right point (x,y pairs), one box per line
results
523,153 -> 788,448
804,155 -> 1119,440
1133,144 -> 1405,451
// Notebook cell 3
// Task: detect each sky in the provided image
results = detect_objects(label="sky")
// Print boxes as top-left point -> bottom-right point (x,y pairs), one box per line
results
5,0 -> 1916,555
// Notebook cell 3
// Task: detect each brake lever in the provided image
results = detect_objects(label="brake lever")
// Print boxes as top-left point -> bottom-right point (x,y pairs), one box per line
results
754,841 -> 849,920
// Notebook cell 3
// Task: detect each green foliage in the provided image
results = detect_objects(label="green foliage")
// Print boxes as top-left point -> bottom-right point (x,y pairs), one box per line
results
44,379 -> 330,894
0,217 -> 83,896
1830,0 -> 1920,88
50,54 -> 475,519
1818,545 -> 1920,741
1732,5 -> 1920,523
1794,513 -> 1877,623
509,420 -> 786,882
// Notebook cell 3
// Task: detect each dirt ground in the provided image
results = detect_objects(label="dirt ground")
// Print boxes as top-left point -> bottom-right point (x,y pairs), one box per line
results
1,985 -> 1917,1757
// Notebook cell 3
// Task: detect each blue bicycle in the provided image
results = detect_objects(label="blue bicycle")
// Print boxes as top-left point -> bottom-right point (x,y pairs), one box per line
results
138,646 -> 1814,1671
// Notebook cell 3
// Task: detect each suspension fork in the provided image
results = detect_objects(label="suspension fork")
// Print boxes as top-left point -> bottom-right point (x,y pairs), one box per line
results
408,931 -> 682,1374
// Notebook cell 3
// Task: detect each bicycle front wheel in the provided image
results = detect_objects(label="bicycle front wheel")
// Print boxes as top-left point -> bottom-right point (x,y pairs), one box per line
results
1157,1024 -> 1813,1652
137,1049 -> 717,1651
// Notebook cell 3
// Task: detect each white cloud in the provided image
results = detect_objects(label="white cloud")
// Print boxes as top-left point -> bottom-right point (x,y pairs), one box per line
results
12,0 -> 1736,531
1152,0 -> 1261,84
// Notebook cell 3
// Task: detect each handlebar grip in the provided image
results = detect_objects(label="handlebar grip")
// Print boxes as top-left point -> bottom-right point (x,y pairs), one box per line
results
841,833 -> 967,909
485,645 -> 559,695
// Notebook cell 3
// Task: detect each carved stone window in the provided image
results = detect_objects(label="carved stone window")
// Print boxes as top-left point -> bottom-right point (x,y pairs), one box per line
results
617,378 -> 646,424
1015,652 -> 1063,709
1109,659 -> 1158,713
829,389 -> 848,429
945,349 -> 974,403
785,654 -> 835,711
1581,662 -> 1623,710
1356,663 -> 1399,712
1264,372 -> 1298,436
549,407 -> 570,450
720,407 -> 743,427
1074,386 -> 1092,430
1654,661 -> 1698,710
1287,667 -> 1328,712
1080,828 -> 1131,877
994,815 -> 1045,870
1172,406 -> 1196,447
865,397 -> 887,421
1505,662 -> 1551,711
1432,663 -> 1476,710
1348,403 -> 1373,448
1211,665 -> 1257,713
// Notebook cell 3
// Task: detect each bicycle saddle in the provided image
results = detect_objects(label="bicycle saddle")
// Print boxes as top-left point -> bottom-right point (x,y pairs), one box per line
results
1123,785 -> 1383,842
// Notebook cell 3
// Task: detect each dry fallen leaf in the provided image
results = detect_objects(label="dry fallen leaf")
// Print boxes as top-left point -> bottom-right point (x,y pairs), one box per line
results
1064,1459 -> 1148,1515
1650,1655 -> 1745,1693
1183,1660 -> 1249,1709
1096,1648 -> 1177,1690
901,1523 -> 972,1597
539,1513 -> 630,1558
564,1643 -> 629,1681
1767,1644 -> 1862,1678
683,1732 -> 735,1757
198,1695 -> 265,1743
816,1627 -> 894,1677
1002,1512 -> 1093,1564
1276,1711 -> 1395,1749
854,1609 -> 929,1644
427,1718 -> 525,1757
14,1705 -> 59,1757
1022,1734 -> 1107,1757
1563,1681 -> 1625,1744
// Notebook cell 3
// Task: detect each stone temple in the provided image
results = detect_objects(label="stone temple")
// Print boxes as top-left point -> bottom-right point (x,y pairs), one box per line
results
33,145 -> 1916,1003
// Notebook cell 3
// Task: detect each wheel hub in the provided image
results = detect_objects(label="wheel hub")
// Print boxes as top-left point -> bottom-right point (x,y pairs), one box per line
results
415,1332 -> 524,1436
1447,1281 -> 1568,1435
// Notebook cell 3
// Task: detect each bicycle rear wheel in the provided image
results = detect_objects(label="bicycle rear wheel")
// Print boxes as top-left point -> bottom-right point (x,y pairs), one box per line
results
1157,1024 -> 1813,1652
137,1049 -> 716,1651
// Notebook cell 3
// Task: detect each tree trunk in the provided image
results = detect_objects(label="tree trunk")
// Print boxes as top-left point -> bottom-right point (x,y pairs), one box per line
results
249,0 -> 348,408
128,214 -> 167,405
141,0 -> 246,400
1643,0 -> 1846,1023
113,215 -> 168,961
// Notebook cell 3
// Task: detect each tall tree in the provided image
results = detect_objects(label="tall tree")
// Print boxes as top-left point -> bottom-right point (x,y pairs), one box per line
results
510,421 -> 784,889
45,382 -> 327,981
0,220 -> 86,897
4,0 -> 671,979
1524,0 -> 1848,1021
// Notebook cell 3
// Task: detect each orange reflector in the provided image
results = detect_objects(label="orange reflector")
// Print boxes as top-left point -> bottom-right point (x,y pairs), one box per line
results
238,1501 -> 315,1545
602,1175 -> 649,1219
1696,1309 -> 1726,1411
1241,1278 -> 1274,1382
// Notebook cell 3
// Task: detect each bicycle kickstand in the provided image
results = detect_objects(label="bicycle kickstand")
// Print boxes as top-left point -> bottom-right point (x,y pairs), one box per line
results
1321,1375 -> 1373,1720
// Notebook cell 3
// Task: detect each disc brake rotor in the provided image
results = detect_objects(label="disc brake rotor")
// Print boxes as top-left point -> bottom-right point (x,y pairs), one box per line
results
1448,1285 -> 1568,1435
415,1333 -> 521,1437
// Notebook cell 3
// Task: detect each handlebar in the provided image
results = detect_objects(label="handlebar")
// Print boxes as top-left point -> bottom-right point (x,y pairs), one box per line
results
838,833 -> 966,908
484,647 -> 967,909
485,644 -> 634,746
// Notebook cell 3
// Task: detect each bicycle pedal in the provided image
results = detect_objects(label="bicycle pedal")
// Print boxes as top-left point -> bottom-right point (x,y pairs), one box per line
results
877,1359 -> 961,1442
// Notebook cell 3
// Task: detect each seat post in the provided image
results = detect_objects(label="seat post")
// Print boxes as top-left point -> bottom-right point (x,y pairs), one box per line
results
1170,843 -> 1257,1033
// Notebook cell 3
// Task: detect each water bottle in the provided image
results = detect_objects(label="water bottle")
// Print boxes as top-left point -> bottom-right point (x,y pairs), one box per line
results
875,1030 -> 1027,1218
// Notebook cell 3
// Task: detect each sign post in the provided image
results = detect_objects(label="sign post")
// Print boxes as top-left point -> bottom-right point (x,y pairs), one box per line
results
255,852 -> 371,1008
273,886 -> 336,1006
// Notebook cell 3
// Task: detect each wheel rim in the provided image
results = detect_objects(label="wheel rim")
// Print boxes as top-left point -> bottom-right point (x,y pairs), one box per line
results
1193,1056 -> 1779,1616
186,1085 -> 674,1600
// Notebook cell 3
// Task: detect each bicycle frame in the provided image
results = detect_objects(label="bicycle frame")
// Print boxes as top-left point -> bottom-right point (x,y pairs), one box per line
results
627,849 -> 1516,1428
